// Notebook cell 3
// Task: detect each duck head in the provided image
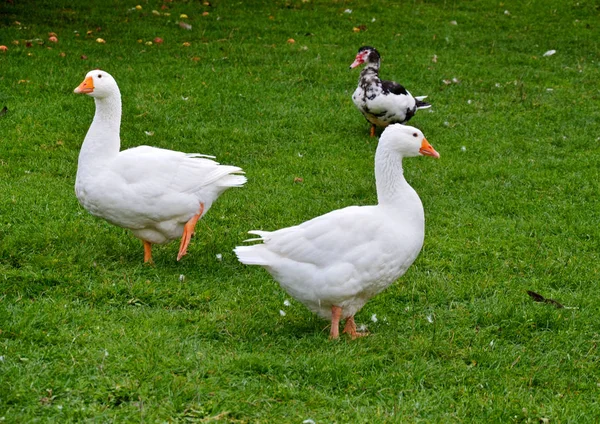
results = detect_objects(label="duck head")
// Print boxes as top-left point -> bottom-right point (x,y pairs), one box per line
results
350,46 -> 381,69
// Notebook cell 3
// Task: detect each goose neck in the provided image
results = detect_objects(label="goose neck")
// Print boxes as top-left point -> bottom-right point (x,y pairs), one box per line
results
374,145 -> 412,206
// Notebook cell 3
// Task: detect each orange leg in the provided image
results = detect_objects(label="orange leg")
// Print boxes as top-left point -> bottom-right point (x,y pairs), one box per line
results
369,124 -> 376,138
143,240 -> 153,264
177,203 -> 205,261
330,305 -> 342,339
342,316 -> 369,339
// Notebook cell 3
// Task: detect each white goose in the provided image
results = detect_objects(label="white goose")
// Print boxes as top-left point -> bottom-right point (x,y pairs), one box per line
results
74,70 -> 246,263
235,124 -> 439,339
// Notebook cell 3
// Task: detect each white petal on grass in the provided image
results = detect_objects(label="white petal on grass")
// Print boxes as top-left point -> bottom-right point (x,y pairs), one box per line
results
144,131 -> 154,136
344,9 -> 352,13
371,314 -> 378,323
546,88 -> 554,92
449,20 -> 457,25
358,324 -> 368,332
467,99 -> 472,104
504,10 -> 510,15
543,49 -> 556,57
461,146 -> 467,152
0,356 -> 4,362
279,309 -> 286,316
181,96 -> 189,101
489,340 -> 495,347
303,420 -> 316,424
215,253 -> 223,261
371,17 -> 376,22
426,314 -> 434,323
179,274 -> 185,282
283,299 -> 291,307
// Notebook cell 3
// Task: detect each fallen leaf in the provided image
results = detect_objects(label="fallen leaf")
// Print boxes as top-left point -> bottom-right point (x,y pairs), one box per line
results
182,42 -> 191,47
287,38 -> 295,43
0,45 -> 7,52
0,106 -> 7,117
48,36 -> 58,43
526,290 -> 564,308
86,30 -> 93,36
180,14 -> 188,19
96,38 -> 106,44
145,41 -> 153,46
450,20 -> 458,25
152,10 -> 160,16
202,11 -> 209,16
293,177 -> 304,183
12,40 -> 19,45
153,37 -> 163,44
543,49 -> 556,57
80,55 -> 88,60
191,56 -> 200,62
179,21 -> 192,30
352,25 -> 367,32
432,54 -> 438,63
59,52 -> 66,57
135,5 -> 142,10
144,131 -> 154,136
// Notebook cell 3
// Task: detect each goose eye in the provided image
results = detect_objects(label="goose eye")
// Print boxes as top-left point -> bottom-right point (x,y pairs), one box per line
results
97,74 -> 102,78
412,133 -> 418,137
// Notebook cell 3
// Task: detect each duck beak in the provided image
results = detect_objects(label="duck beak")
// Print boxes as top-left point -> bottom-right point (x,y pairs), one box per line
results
349,55 -> 364,69
419,138 -> 440,158
74,76 -> 94,94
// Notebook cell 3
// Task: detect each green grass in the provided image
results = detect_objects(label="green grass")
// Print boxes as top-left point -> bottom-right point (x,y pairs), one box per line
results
1,0 -> 600,421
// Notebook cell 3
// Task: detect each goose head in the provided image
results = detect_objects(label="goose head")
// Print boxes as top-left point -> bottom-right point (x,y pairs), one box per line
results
350,46 -> 381,69
74,70 -> 119,99
380,124 -> 440,159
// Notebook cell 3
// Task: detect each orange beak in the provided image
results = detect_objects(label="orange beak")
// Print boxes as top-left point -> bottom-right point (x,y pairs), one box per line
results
419,138 -> 440,158
74,76 -> 94,94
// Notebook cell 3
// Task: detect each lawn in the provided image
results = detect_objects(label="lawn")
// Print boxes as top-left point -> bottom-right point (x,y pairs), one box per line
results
1,0 -> 600,422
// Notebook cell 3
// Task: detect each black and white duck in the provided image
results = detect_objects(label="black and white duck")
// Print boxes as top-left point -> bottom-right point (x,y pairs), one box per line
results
350,46 -> 431,137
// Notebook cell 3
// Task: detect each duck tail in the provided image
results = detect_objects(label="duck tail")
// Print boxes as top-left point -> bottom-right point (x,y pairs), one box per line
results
414,96 -> 431,109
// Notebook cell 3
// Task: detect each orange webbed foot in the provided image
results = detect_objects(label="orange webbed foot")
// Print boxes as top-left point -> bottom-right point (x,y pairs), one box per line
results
342,316 -> 369,340
177,203 -> 205,261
